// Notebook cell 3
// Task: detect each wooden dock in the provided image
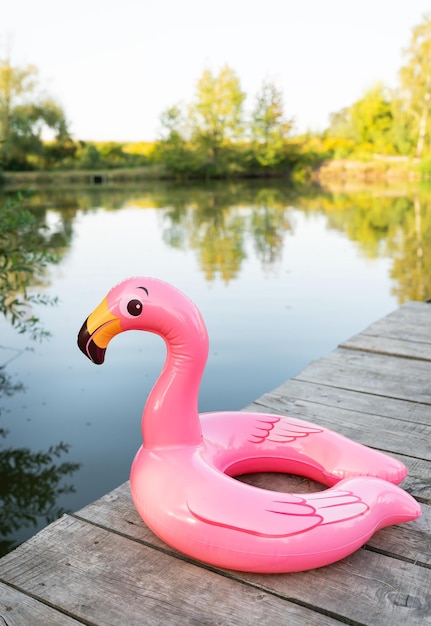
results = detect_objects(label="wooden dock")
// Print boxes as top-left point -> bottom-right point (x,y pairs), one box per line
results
1,302 -> 430,625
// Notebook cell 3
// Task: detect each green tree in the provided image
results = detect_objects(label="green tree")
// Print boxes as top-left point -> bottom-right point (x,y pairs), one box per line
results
75,143 -> 102,169
153,66 -> 305,178
328,107 -> 355,140
154,105 -> 198,176
0,58 -> 73,170
250,79 -> 292,167
399,14 -> 431,157
328,84 -> 395,154
349,84 -> 394,153
0,192 -> 66,338
190,65 -> 245,172
390,93 -> 417,155
97,142 -> 129,167
0,59 -> 36,147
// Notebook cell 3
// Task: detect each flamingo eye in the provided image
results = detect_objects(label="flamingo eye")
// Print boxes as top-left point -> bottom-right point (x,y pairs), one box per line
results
127,299 -> 143,317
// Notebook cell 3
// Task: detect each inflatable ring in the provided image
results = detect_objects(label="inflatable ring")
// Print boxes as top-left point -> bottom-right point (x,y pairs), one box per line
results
78,277 -> 421,573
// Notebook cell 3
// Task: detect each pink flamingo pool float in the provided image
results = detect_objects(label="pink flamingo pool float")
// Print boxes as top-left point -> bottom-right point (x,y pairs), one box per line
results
77,277 -> 421,573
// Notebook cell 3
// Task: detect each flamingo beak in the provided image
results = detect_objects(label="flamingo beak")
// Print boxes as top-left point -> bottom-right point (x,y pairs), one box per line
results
77,297 -> 122,364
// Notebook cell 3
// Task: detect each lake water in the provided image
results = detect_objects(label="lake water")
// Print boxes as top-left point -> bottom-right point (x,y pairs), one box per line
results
1,180 -> 429,553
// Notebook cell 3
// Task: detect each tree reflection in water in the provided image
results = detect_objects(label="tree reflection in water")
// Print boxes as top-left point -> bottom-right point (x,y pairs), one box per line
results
0,193 -> 80,557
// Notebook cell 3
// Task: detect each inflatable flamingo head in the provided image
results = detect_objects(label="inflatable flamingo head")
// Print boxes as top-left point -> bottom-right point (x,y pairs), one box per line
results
77,276 -> 208,365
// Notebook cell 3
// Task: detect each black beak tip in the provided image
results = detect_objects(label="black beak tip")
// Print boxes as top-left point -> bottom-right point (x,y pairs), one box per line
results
77,319 -> 106,365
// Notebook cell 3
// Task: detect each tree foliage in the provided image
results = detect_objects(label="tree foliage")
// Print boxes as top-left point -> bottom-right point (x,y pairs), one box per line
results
154,105 -> 199,176
323,13 -> 431,161
251,80 -> 292,167
0,438 -> 80,555
327,83 -> 395,154
6,13 -> 431,177
0,192 -> 68,338
399,14 -> 431,156
157,67 -> 295,178
0,58 -> 74,170
191,65 -> 245,168
349,84 -> 394,152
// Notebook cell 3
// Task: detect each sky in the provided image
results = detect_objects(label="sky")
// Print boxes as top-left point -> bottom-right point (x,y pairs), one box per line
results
2,1 -> 431,142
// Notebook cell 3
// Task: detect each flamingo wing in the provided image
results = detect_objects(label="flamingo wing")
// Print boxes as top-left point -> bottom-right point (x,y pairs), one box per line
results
186,476 -> 369,538
275,490 -> 369,526
248,416 -> 323,444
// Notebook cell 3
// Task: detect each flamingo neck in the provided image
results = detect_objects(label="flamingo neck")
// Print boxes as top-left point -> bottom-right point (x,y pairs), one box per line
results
142,318 -> 209,449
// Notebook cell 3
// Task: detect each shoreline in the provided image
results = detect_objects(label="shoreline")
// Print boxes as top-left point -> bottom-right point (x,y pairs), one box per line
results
0,156 -> 423,191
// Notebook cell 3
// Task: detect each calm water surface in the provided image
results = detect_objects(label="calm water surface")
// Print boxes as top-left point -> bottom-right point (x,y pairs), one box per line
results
1,181 -> 429,552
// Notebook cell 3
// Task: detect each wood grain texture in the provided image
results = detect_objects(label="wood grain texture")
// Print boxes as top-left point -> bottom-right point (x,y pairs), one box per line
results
294,348 -> 431,405
247,552 -> 431,626
340,334 -> 431,360
0,582 -> 83,626
253,377 -> 431,427
250,386 -> 431,460
341,302 -> 431,357
0,516 -> 343,626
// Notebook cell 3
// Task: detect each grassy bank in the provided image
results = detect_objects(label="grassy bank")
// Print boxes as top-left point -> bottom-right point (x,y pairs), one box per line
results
0,155 -> 425,191
0,165 -> 167,189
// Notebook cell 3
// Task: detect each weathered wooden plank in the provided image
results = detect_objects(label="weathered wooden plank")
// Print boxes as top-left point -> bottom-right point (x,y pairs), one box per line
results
341,334 -> 431,361
249,388 -> 431,460
254,378 -> 431,427
339,302 -> 431,361
340,301 -> 431,359
0,515 -> 343,626
0,582 -> 83,626
344,301 -> 431,349
74,484 -> 431,626
294,348 -> 431,405
247,552 -> 431,626
75,481 -> 431,570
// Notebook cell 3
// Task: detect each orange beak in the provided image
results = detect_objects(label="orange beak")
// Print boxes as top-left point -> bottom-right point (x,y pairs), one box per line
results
77,297 -> 122,364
